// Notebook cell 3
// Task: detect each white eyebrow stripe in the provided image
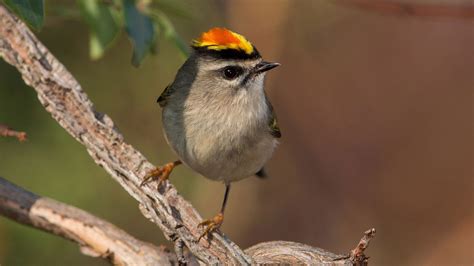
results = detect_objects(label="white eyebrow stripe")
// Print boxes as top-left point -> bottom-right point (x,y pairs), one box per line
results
200,58 -> 261,71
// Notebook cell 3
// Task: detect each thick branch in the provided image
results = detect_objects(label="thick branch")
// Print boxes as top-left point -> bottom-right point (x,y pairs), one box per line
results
246,241 -> 348,265
0,4 -> 360,264
0,176 -> 175,265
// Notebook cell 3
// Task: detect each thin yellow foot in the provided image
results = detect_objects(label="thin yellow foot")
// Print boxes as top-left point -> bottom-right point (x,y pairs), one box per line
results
140,160 -> 181,188
198,212 -> 224,242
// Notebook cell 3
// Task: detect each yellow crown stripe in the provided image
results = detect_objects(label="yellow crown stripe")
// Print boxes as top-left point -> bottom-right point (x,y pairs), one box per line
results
192,28 -> 254,55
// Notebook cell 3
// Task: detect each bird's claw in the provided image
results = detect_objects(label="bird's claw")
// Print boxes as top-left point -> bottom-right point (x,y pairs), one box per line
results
141,161 -> 181,189
198,212 -> 224,242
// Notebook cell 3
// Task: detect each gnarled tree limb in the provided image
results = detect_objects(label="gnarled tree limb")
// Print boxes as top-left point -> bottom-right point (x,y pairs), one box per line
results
247,241 -> 347,265
0,4 -> 362,264
0,176 -> 176,265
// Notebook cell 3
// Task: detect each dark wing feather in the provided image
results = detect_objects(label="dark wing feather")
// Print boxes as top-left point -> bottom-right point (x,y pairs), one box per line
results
157,84 -> 173,108
255,168 -> 268,179
265,93 -> 281,138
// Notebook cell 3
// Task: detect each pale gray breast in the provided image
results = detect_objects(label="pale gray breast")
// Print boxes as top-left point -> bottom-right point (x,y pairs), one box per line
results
179,99 -> 275,181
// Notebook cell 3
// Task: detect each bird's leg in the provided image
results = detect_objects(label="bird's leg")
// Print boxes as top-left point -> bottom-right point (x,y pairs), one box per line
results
141,160 -> 182,188
198,183 -> 231,242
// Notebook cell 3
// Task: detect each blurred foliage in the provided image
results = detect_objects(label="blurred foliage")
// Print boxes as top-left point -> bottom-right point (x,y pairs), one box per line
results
78,0 -> 121,60
123,0 -> 155,66
1,0 -> 188,65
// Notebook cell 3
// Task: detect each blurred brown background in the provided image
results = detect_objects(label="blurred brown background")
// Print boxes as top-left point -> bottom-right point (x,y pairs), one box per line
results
0,0 -> 473,265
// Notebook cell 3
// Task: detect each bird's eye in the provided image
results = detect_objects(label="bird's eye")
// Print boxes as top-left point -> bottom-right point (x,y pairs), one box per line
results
222,66 -> 242,80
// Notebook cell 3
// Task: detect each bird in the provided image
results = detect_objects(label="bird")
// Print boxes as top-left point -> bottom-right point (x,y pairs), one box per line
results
141,27 -> 281,241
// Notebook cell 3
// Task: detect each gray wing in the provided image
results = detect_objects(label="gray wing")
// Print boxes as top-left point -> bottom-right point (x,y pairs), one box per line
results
255,168 -> 268,179
157,84 -> 173,108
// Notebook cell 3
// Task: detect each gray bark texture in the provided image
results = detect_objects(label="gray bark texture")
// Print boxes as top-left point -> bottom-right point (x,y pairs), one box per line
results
0,177 -> 177,265
0,4 -> 372,265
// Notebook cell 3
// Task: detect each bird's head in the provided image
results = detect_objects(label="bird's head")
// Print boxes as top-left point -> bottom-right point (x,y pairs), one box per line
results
188,28 -> 279,94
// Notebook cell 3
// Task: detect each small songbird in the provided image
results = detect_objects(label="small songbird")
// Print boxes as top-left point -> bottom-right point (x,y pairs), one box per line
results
142,27 -> 281,241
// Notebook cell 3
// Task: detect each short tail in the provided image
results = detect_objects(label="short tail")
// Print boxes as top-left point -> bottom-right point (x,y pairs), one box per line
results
255,168 -> 268,179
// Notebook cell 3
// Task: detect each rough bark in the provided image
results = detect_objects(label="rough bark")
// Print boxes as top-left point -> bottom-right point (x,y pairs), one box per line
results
247,241 -> 347,265
0,176 -> 176,265
0,4 -> 364,265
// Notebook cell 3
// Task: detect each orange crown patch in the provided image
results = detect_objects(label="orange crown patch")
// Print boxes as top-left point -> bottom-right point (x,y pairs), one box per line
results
192,28 -> 254,55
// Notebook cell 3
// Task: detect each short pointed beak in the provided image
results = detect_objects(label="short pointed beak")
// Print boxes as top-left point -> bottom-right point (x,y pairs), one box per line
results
254,61 -> 280,74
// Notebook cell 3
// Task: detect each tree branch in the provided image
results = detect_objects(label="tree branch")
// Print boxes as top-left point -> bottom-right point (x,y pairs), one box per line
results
0,4 -> 362,264
0,176 -> 176,265
246,241 -> 346,264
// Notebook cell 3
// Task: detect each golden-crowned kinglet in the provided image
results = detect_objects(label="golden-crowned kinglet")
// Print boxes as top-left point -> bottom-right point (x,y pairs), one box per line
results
142,28 -> 281,241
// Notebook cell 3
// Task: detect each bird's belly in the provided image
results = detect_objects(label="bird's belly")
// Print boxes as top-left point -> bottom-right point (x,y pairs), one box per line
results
162,108 -> 276,182
186,133 -> 276,182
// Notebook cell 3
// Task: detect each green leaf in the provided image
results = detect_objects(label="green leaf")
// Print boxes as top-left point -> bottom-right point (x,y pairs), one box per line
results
123,0 -> 155,66
3,0 -> 44,30
79,0 -> 120,60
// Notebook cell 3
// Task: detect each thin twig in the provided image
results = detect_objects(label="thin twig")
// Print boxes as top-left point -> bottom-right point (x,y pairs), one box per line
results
0,123 -> 27,141
350,228 -> 376,264
333,228 -> 376,265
